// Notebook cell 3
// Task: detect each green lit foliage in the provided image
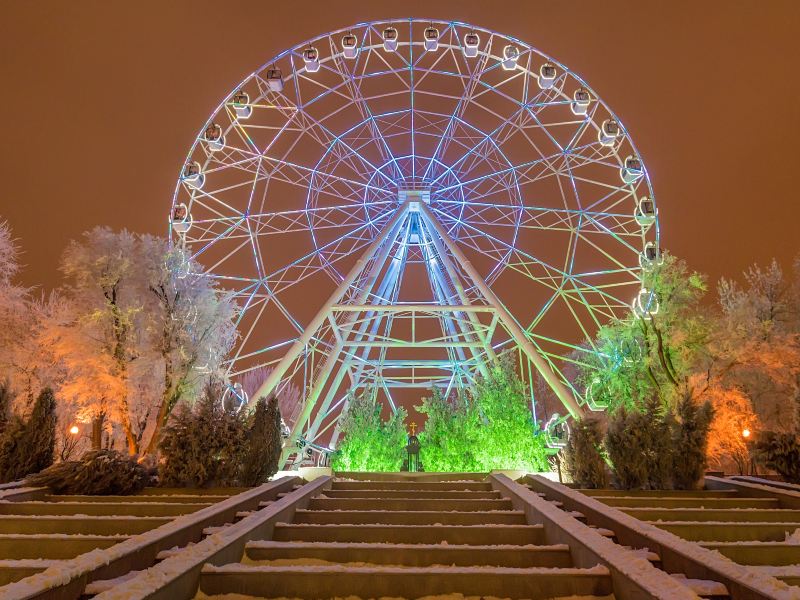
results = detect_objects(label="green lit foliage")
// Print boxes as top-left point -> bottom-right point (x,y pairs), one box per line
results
419,359 -> 549,472
331,392 -> 407,472
578,253 -> 709,411
417,388 -> 481,472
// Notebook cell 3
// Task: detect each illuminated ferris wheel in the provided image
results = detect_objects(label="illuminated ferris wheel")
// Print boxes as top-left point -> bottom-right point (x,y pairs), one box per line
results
169,18 -> 659,460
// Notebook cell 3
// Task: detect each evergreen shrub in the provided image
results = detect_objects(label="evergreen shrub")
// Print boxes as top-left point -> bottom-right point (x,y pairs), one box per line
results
26,449 -> 151,495
563,417 -> 607,488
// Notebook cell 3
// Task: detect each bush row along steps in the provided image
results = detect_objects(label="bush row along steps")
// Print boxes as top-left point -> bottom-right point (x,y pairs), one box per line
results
0,477 -> 301,599
526,474 -> 800,599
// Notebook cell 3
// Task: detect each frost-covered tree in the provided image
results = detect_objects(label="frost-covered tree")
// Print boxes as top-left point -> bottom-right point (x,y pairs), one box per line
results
138,238 -> 237,455
0,220 -> 33,396
55,228 -> 143,453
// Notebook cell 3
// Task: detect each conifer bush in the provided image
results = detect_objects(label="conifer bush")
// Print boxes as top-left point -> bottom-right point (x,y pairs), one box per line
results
26,449 -> 151,495
239,396 -> 283,486
563,417 -> 607,488
331,392 -> 407,472
605,397 -> 673,489
672,396 -> 714,489
0,387 -> 57,482
0,380 -> 11,434
755,432 -> 800,483
159,381 -> 246,487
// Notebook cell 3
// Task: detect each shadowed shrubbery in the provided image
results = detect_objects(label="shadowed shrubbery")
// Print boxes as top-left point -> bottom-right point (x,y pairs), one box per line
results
756,432 -> 800,483
26,449 -> 151,495
159,381 -> 246,487
239,396 -> 283,486
0,387 -> 56,483
672,395 -> 714,489
563,417 -> 607,488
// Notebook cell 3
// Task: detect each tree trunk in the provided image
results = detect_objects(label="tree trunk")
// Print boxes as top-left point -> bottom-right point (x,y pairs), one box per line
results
91,412 -> 105,450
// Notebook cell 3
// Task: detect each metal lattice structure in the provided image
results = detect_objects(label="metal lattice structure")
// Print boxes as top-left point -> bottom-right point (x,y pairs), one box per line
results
169,19 -> 659,464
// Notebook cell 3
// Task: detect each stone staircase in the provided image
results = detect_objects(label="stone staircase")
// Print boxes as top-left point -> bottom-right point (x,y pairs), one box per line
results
197,476 -> 614,599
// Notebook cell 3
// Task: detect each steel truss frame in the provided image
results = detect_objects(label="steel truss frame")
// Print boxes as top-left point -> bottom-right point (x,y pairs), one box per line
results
170,19 -> 660,463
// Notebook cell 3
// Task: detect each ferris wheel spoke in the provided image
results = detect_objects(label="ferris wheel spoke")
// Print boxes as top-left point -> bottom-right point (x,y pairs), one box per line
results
435,199 -> 639,238
422,41 -> 492,183
260,208 -> 398,296
328,41 -> 404,182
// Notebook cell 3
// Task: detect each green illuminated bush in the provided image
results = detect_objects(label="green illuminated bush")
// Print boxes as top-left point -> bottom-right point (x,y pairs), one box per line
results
419,360 -> 550,472
331,392 -> 407,472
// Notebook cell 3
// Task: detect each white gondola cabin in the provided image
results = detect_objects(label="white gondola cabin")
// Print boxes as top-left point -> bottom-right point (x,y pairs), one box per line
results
620,156 -> 644,184
502,45 -> 519,70
571,88 -> 591,116
382,27 -> 398,52
341,33 -> 358,59
232,91 -> 252,119
303,47 -> 320,72
266,68 -> 284,92
539,62 -> 557,89
598,119 -> 621,146
633,287 -> 660,319
170,203 -> 192,234
463,31 -> 480,57
182,162 -> 204,190
203,123 -> 224,152
640,242 -> 663,269
424,26 -> 439,52
635,197 -> 656,227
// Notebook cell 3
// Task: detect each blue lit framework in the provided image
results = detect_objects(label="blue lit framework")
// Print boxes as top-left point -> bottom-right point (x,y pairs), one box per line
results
169,19 -> 660,464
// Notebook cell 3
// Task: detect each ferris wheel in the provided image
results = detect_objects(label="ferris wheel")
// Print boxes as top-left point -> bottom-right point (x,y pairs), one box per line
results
169,18 -> 659,460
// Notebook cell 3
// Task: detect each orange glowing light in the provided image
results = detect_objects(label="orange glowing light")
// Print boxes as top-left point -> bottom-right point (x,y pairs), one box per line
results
69,425 -> 80,435
742,428 -> 751,439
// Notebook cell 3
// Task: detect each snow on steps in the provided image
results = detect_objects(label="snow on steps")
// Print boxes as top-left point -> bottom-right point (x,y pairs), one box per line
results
0,477 -> 301,599
306,496 -> 512,511
198,563 -> 614,600
243,540 -> 574,569
527,475 -> 800,599
319,488 -> 502,499
272,522 -> 546,545
290,508 -> 527,526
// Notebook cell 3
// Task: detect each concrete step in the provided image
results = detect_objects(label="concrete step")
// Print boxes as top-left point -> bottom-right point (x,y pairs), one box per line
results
0,533 -> 126,559
332,480 -> 492,492
198,563 -> 612,599
308,496 -> 513,512
46,493 -> 229,504
292,509 -> 527,526
623,507 -> 800,523
651,521 -> 800,543
582,489 -> 739,497
598,496 -> 780,509
273,523 -> 545,545
0,515 -> 170,535
699,541 -> 800,566
322,488 -> 501,500
244,540 -> 573,568
0,501 -> 210,517
0,559 -> 62,586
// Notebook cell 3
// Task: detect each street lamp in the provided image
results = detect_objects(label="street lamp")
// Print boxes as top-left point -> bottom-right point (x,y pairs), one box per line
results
742,428 -> 751,439
69,425 -> 80,435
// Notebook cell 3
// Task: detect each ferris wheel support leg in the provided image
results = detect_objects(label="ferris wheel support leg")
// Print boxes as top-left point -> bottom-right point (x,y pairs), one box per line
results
420,214 -> 497,375
248,204 -> 410,410
276,205 -> 413,465
419,203 -> 584,420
